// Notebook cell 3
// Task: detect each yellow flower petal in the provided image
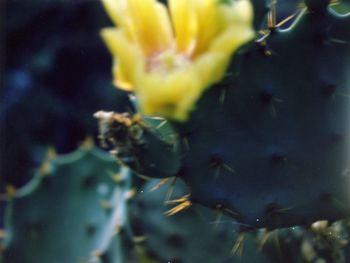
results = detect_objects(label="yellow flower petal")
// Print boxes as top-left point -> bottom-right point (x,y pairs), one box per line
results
221,0 -> 254,26
192,0 -> 224,56
155,2 -> 174,48
169,0 -> 196,53
127,0 -> 173,55
101,0 -> 135,40
209,26 -> 255,54
136,68 -> 202,121
100,28 -> 142,90
100,0 -> 255,121
112,60 -> 134,91
193,52 -> 228,86
101,0 -> 124,26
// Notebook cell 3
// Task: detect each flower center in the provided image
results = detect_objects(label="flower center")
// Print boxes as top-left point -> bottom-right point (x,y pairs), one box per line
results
147,49 -> 191,73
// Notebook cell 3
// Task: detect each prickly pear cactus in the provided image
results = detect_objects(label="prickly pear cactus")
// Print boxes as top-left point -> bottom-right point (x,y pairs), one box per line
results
1,144 -> 133,263
173,0 -> 350,229
97,0 -> 350,230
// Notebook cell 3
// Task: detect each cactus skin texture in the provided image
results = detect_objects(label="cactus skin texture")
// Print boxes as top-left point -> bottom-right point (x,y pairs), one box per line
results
1,145 -> 132,263
172,2 -> 350,229
129,180 -> 350,263
129,179 -> 350,263
130,179 -> 269,263
97,0 -> 350,230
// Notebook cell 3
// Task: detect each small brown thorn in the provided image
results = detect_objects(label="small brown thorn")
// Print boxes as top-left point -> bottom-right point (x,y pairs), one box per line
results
275,12 -> 298,28
110,172 -> 124,183
297,2 -> 306,10
223,208 -> 240,218
80,136 -> 94,150
132,114 -> 148,129
216,204 -> 224,210
0,229 -> 6,239
329,38 -> 349,45
125,189 -> 137,200
268,0 -> 277,30
133,236 -> 146,244
150,178 -> 170,192
155,120 -> 167,130
231,233 -> 245,257
46,147 -> 57,160
276,206 -> 293,213
135,173 -> 151,181
115,224 -> 122,234
91,250 -> 103,258
264,49 -> 273,56
38,147 -> 57,176
165,194 -> 191,204
164,200 -> 191,216
5,185 -> 16,199
259,229 -> 272,249
164,177 -> 177,202
99,199 -> 111,210
259,29 -> 270,35
38,162 -> 51,177
222,164 -> 235,174
147,116 -> 165,121
273,230 -> 282,256
220,88 -> 227,105
109,149 -> 118,155
274,98 -> 283,103
329,0 -> 340,7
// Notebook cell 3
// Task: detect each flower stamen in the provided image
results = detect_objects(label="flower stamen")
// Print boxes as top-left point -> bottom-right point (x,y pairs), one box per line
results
147,48 -> 191,73
101,0 -> 255,121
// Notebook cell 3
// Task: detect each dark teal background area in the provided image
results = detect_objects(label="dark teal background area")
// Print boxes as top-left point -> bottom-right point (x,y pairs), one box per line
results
1,0 -> 131,190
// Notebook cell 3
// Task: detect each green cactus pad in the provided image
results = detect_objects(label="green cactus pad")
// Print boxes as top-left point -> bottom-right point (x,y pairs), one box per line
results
172,5 -> 350,229
97,1 -> 350,230
130,179 -> 269,263
2,146 -> 132,263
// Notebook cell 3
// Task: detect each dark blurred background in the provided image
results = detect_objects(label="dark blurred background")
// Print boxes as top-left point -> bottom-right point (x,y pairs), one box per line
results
1,0 -> 132,192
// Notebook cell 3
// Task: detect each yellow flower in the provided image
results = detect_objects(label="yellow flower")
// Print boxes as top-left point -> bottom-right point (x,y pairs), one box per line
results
101,0 -> 254,121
